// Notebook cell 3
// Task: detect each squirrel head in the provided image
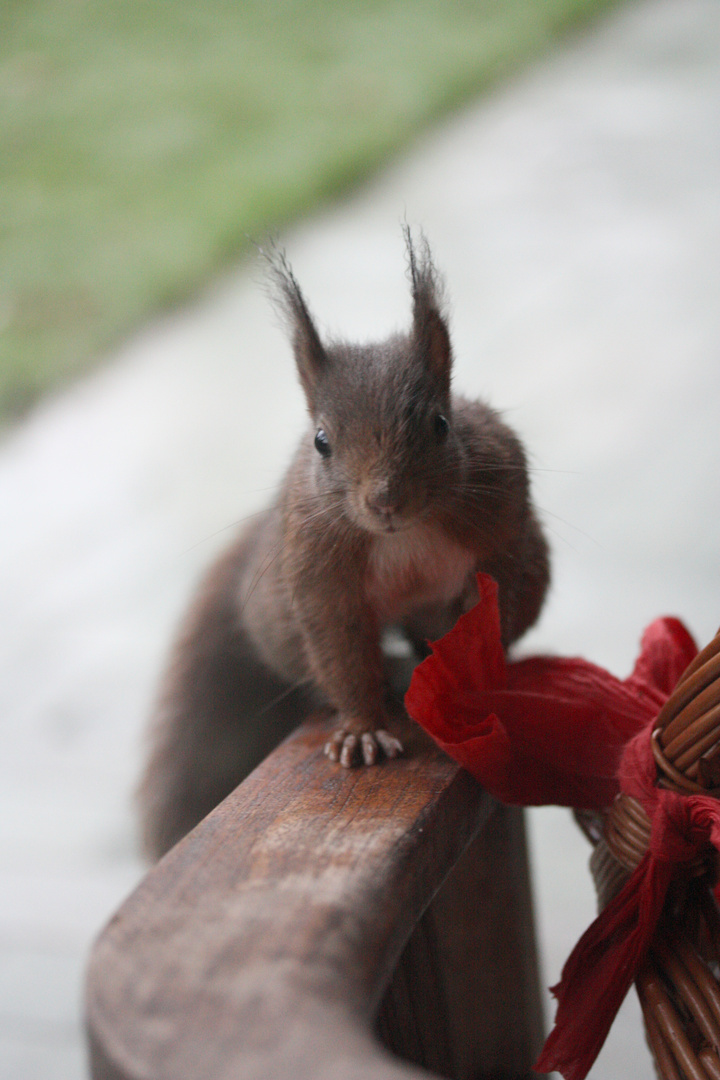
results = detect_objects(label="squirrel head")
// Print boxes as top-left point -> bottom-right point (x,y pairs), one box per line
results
267,229 -> 460,535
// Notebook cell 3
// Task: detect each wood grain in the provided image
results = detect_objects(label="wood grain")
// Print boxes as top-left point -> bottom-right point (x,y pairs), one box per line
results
86,715 -> 543,1080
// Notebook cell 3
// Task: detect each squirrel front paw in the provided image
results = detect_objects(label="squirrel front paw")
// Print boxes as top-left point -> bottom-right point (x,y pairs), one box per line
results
324,726 -> 404,768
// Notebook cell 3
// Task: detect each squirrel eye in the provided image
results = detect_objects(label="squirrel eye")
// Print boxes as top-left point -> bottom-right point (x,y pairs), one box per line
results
314,428 -> 331,457
434,413 -> 449,440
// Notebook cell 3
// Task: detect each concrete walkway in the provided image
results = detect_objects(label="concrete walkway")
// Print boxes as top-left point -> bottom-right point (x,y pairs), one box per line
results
2,0 -> 720,1075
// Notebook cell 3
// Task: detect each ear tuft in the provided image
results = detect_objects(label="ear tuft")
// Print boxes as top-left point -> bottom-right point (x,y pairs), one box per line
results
403,226 -> 452,388
261,241 -> 328,406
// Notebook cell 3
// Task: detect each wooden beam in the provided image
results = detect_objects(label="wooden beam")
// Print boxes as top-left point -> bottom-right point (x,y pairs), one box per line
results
86,716 -> 543,1080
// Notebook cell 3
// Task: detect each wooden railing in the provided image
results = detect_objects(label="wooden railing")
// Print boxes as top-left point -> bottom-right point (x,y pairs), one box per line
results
86,715 -> 544,1080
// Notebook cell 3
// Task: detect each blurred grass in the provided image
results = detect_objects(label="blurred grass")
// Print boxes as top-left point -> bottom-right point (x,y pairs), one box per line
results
1,0 -> 621,420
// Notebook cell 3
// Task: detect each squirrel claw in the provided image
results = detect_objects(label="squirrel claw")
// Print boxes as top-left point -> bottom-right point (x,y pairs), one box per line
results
323,730 -> 347,763
323,727 -> 404,768
340,733 -> 359,768
375,729 -> 403,759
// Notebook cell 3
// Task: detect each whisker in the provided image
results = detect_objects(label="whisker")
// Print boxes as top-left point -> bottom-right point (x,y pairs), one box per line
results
181,503 -> 276,555
239,535 -> 286,613
238,496 -> 348,612
245,676 -> 316,725
535,507 -> 602,549
183,483 -> 352,558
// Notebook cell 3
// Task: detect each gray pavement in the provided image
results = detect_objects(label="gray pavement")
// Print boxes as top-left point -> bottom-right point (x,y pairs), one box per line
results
2,0 -> 720,1075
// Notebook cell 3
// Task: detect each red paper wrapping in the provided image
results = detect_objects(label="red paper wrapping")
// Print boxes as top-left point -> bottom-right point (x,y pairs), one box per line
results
406,574 -> 696,811
405,574 -> 707,1080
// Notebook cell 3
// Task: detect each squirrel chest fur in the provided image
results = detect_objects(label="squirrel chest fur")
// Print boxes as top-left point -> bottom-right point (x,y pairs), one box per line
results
138,230 -> 551,859
365,521 -> 478,623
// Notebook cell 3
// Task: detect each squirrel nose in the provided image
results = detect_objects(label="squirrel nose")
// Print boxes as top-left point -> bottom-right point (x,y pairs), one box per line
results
366,484 -> 401,521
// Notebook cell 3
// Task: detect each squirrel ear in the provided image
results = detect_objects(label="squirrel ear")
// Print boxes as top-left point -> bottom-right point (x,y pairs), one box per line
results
404,226 -> 452,388
264,245 -> 328,406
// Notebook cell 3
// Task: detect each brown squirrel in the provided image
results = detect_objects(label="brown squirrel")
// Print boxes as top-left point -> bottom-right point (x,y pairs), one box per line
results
138,230 -> 550,859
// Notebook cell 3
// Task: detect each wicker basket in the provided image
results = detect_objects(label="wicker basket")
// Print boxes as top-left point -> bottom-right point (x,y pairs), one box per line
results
579,631 -> 720,1080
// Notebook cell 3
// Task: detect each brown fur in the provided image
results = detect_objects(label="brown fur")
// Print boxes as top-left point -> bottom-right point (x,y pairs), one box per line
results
138,231 -> 550,859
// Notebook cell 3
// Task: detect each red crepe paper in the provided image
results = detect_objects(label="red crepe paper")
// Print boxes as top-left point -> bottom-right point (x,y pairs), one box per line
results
405,573 -> 696,810
537,722 -> 720,1080
404,573 -> 705,1080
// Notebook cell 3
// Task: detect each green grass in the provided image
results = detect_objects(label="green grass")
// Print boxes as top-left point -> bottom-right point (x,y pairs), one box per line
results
1,0 -> 621,420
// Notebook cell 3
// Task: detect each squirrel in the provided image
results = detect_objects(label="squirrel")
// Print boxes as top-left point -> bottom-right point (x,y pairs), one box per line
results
137,229 -> 550,859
